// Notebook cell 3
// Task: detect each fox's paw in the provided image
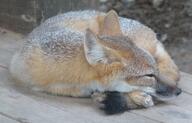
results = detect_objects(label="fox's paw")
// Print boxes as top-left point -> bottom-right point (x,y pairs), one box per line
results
128,91 -> 154,108
91,91 -> 154,115
91,91 -> 128,115
91,91 -> 106,104
143,94 -> 154,107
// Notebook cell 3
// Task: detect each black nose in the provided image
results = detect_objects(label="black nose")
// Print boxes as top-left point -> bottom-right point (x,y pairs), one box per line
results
156,83 -> 182,96
175,88 -> 182,96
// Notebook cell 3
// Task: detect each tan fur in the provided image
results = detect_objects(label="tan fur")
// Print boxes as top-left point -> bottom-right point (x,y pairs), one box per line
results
26,48 -> 96,85
26,47 -> 123,87
54,11 -> 178,86
46,85 -> 82,97
127,91 -> 154,107
65,11 -> 180,86
67,19 -> 100,34
100,10 -> 122,36
155,42 -> 180,85
10,10 -> 180,108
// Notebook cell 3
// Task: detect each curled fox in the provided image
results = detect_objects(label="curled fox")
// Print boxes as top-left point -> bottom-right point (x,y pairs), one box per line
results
10,10 -> 181,114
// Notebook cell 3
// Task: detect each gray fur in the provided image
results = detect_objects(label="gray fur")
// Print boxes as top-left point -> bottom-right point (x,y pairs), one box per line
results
16,11 -> 158,84
21,10 -> 145,62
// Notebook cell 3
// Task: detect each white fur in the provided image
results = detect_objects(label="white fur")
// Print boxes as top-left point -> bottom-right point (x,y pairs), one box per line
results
155,42 -> 166,57
9,53 -> 34,86
77,79 -> 135,96
45,79 -> 155,97
87,79 -> 156,95
109,79 -> 156,94
87,81 -> 105,92
140,87 -> 155,94
143,94 -> 154,107
84,30 -> 108,65
84,43 -> 107,64
108,80 -> 138,92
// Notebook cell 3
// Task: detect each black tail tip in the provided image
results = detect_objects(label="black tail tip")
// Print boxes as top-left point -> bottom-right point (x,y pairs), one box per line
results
100,91 -> 128,115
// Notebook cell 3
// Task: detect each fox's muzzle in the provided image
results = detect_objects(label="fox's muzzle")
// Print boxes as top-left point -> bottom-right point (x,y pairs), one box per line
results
156,82 -> 182,97
153,73 -> 182,97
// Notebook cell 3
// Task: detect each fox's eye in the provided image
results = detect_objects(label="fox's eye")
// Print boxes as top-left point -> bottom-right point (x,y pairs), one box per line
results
145,74 -> 155,78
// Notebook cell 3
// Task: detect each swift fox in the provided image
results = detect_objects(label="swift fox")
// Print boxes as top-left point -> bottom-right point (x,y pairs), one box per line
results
10,10 -> 181,114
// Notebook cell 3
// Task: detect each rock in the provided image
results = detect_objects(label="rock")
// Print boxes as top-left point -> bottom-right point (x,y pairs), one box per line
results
114,1 -> 123,11
157,33 -> 167,42
122,0 -> 135,8
119,10 -> 129,16
99,4 -> 108,12
99,0 -> 108,3
185,0 -> 192,17
152,0 -> 164,8
181,37 -> 188,43
161,34 -> 168,42
164,23 -> 171,28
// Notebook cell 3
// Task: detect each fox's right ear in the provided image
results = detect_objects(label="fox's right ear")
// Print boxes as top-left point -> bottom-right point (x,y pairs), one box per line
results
100,10 -> 122,36
84,29 -> 121,65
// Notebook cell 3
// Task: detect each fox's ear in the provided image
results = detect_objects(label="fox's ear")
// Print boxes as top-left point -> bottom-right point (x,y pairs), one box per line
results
101,10 -> 122,36
84,29 -> 121,65
84,29 -> 108,65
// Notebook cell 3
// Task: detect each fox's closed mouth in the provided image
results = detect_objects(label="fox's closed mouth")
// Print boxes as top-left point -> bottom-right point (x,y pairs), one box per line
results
151,94 -> 177,102
149,88 -> 182,101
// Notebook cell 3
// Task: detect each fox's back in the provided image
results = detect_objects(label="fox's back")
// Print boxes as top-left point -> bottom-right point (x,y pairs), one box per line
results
27,10 -> 157,57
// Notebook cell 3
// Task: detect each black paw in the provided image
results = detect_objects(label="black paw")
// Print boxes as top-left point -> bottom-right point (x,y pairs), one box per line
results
100,91 -> 128,115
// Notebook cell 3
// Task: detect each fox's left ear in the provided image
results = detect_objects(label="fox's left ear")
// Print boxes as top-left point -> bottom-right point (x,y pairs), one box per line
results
101,10 -> 122,36
84,29 -> 122,65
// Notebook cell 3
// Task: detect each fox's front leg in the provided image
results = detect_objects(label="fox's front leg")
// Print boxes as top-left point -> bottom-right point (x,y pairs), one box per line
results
92,91 -> 154,114
127,91 -> 154,108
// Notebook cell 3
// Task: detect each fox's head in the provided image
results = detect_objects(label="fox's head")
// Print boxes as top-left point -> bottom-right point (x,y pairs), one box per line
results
84,10 -> 181,100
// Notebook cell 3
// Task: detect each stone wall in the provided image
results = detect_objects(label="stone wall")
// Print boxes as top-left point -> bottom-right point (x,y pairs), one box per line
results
0,0 -> 98,34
